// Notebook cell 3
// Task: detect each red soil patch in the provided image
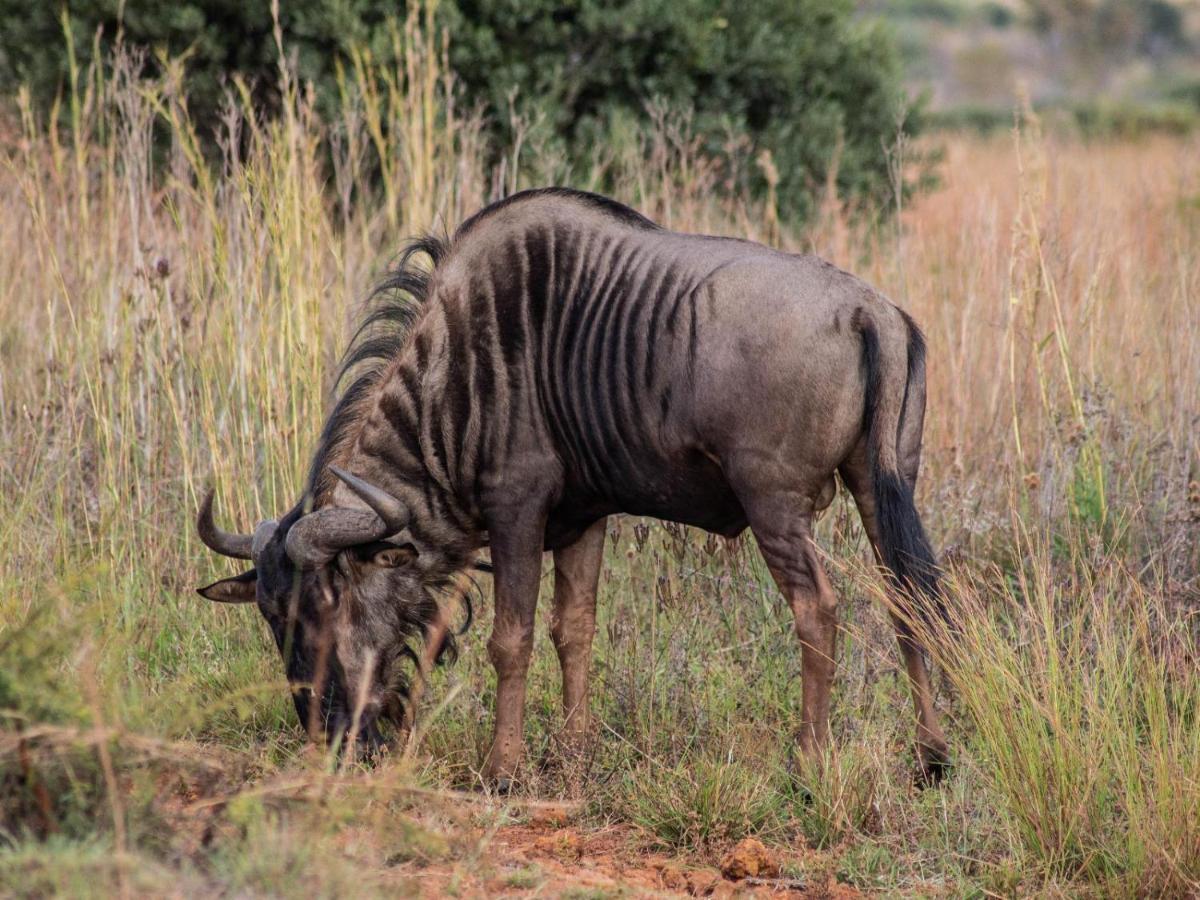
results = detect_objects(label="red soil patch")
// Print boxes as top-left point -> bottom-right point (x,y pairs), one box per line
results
389,812 -> 858,897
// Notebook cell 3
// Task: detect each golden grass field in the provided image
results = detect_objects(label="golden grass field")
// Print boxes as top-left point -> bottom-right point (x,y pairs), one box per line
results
1,20 -> 1198,898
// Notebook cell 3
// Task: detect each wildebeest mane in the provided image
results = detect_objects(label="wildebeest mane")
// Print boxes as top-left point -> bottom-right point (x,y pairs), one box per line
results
307,234 -> 449,500
308,189 -> 659,503
304,233 -> 465,716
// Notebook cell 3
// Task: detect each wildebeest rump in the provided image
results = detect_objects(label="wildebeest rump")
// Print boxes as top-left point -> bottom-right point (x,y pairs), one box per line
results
196,188 -> 950,782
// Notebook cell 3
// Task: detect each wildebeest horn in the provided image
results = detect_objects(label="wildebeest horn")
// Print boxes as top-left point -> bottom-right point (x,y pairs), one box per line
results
284,506 -> 392,569
282,468 -> 410,569
197,489 -> 254,560
329,466 -> 409,533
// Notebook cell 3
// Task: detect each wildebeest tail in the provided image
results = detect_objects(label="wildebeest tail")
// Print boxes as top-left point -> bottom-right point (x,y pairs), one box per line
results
858,311 -> 948,631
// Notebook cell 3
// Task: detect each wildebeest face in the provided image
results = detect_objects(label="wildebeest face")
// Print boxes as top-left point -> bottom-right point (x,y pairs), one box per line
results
195,469 -> 426,753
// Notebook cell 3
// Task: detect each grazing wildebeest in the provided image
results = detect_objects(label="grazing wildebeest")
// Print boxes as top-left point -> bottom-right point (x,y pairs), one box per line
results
196,188 -> 950,785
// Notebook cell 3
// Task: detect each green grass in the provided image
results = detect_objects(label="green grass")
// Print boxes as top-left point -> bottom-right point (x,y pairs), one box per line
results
503,864 -> 544,890
618,749 -> 790,849
1,12 -> 1198,899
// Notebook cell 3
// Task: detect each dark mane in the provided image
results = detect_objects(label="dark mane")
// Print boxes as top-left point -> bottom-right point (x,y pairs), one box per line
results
307,234 -> 449,499
454,187 -> 661,239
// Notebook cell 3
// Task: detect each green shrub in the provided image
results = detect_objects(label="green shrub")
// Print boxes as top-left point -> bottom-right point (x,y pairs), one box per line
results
0,0 -> 912,222
442,0 -> 913,220
926,104 -> 1015,135
1066,100 -> 1199,138
1166,76 -> 1200,110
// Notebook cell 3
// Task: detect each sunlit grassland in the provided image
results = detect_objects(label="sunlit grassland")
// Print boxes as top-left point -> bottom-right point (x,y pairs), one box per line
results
1,16 -> 1198,897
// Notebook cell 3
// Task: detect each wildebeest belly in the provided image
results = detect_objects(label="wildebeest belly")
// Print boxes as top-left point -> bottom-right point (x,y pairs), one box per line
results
542,448 -> 747,550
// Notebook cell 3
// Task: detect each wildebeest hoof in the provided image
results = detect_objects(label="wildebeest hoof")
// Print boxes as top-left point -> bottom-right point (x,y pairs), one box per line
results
781,751 -> 816,803
915,749 -> 952,787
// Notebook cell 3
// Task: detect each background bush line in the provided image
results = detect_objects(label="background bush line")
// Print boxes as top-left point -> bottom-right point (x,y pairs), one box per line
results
928,97 -> 1200,137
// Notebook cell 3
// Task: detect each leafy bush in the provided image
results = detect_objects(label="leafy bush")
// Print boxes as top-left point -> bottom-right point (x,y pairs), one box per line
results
443,0 -> 912,220
1166,76 -> 1200,110
0,0 -> 912,221
926,104 -> 1015,134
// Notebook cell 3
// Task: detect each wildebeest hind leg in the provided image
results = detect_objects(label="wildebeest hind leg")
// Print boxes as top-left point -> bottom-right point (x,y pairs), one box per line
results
550,517 -> 606,757
740,489 -> 838,759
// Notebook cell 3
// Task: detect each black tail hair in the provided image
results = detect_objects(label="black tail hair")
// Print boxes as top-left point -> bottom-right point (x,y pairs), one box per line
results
860,319 -> 949,632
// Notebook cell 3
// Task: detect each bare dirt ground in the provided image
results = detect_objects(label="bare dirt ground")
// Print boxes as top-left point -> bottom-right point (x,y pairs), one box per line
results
387,823 -> 859,897
378,803 -> 865,898
154,770 -> 860,897
8,733 -> 873,898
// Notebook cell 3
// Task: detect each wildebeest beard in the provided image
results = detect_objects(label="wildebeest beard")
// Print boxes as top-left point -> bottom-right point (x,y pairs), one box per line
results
245,507 -> 472,755
361,603 -> 469,747
374,579 -> 468,728
267,579 -> 468,753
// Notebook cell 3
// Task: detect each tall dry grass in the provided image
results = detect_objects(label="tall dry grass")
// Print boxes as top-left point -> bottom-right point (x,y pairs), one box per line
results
0,12 -> 1197,896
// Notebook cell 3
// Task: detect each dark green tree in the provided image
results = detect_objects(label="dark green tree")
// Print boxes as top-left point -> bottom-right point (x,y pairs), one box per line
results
444,0 -> 911,219
0,0 -> 912,221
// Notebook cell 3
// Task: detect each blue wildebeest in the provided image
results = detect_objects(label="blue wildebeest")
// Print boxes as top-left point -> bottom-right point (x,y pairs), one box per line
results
197,188 -> 949,785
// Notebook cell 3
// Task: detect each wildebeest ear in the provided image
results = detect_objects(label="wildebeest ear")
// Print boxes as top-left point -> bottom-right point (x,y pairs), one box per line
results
371,545 -> 418,569
197,568 -> 258,603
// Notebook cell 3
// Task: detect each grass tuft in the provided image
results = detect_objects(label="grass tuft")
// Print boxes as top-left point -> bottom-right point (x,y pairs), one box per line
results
618,750 -> 788,849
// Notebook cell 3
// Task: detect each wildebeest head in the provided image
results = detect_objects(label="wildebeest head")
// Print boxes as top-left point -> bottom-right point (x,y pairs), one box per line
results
195,467 -> 441,754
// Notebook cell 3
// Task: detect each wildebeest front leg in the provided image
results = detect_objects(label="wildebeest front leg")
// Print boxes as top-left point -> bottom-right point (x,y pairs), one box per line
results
550,517 -> 606,752
481,507 -> 547,788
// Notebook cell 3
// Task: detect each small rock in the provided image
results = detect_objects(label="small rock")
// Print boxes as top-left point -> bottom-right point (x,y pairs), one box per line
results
719,837 -> 780,881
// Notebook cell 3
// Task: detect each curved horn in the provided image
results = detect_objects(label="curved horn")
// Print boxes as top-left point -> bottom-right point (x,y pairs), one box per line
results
330,466 -> 409,533
285,507 -> 391,569
197,489 -> 254,560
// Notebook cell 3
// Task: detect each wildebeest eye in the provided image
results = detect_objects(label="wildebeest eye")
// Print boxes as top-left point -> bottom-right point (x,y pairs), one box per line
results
369,544 -> 418,569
